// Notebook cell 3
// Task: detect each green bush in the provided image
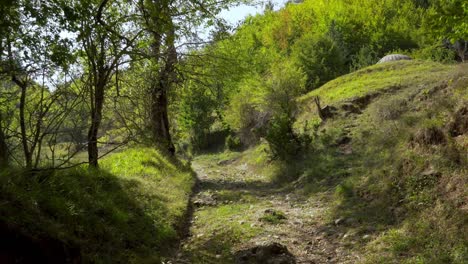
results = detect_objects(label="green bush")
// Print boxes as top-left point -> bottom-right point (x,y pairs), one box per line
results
349,45 -> 379,71
292,33 -> 347,90
225,134 -> 242,151
411,45 -> 456,63
265,114 -> 311,160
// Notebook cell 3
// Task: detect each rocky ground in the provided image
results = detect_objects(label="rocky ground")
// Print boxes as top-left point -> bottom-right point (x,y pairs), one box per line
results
166,152 -> 364,264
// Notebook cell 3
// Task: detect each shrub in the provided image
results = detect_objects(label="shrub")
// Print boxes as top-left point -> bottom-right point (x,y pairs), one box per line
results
262,61 -> 311,160
265,114 -> 311,160
411,126 -> 446,146
411,45 -> 457,63
373,97 -> 408,121
292,33 -> 347,90
349,46 -> 379,71
225,134 -> 242,151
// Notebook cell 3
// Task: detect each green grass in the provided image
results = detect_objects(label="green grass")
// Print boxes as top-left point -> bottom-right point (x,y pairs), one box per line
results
324,86 -> 467,262
184,203 -> 263,263
0,147 -> 195,263
290,60 -> 467,262
259,209 -> 287,224
300,60 -> 454,105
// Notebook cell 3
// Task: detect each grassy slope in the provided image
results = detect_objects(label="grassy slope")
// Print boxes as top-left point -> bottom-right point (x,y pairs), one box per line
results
298,60 -> 457,125
301,60 -> 455,104
295,60 -> 468,263
0,148 -> 195,263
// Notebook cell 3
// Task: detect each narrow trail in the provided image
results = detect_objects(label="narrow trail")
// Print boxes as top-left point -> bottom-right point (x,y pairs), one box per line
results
169,152 -> 361,264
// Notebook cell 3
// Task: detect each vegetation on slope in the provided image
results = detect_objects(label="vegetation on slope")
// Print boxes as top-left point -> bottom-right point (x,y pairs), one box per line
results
300,60 -> 455,104
169,60 -> 467,264
296,61 -> 468,263
0,148 -> 195,263
172,0 -> 466,151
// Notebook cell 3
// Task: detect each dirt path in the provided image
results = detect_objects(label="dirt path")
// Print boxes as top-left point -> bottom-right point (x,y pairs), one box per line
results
167,152 -> 361,264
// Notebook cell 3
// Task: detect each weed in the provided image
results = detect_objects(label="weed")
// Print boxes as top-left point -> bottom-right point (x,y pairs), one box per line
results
259,209 -> 287,224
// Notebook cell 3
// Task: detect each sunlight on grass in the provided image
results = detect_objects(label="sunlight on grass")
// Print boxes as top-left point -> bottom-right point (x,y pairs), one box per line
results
300,60 -> 454,105
0,147 -> 195,263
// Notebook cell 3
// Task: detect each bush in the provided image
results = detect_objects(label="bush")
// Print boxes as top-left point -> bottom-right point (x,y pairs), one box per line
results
225,134 -> 242,151
292,33 -> 347,90
349,46 -> 379,71
411,45 -> 457,63
373,97 -> 408,121
265,114 -> 311,160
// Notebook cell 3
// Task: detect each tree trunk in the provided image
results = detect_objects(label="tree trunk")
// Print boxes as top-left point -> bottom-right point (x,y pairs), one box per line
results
87,77 -> 106,168
0,113 -> 8,167
150,82 -> 174,154
18,81 -> 32,168
149,26 -> 177,155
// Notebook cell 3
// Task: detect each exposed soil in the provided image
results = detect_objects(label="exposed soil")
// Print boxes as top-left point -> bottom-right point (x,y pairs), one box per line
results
167,154 -> 362,264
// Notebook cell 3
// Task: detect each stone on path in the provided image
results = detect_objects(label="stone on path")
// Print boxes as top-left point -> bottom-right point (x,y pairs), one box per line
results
234,243 -> 296,264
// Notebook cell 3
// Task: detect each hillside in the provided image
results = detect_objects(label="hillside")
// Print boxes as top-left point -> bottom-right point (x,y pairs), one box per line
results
0,148 -> 195,263
170,60 -> 467,263
296,60 -> 467,263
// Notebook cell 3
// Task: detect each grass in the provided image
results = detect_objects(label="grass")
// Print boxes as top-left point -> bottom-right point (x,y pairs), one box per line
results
300,60 -> 454,104
291,60 -> 468,263
184,203 -> 263,263
259,209 -> 287,224
0,147 -> 195,263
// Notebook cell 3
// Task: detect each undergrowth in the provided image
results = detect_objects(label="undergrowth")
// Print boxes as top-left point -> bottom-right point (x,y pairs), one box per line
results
0,147 -> 195,263
294,61 -> 468,263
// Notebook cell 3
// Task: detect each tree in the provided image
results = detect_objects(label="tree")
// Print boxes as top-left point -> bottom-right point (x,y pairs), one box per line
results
428,0 -> 468,61
292,33 -> 346,90
0,0 -> 75,168
70,0 -> 140,167
137,0 -> 249,155
0,112 -> 8,167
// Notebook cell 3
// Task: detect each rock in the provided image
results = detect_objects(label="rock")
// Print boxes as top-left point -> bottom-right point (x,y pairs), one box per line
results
217,159 -> 234,166
343,231 -> 356,240
292,220 -> 303,226
260,209 -> 287,224
421,167 -> 440,177
377,54 -> 412,64
334,218 -> 345,225
234,243 -> 296,264
216,254 -> 222,259
193,193 -> 217,207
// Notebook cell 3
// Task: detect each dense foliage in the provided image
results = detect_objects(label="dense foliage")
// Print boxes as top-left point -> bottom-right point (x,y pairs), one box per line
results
173,0 -> 467,154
